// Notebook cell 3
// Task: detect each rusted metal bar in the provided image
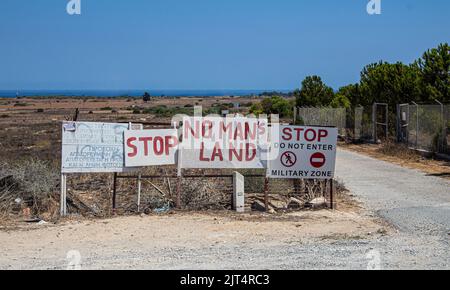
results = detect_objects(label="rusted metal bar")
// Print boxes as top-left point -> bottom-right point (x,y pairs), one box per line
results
176,176 -> 182,209
112,173 -> 118,214
137,121 -> 173,127
116,174 -> 265,179
330,179 -> 334,209
264,177 -> 269,211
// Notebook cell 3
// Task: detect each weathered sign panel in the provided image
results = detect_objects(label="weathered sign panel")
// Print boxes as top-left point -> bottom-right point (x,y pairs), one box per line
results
180,116 -> 269,169
268,126 -> 338,179
124,129 -> 179,167
61,122 -> 141,173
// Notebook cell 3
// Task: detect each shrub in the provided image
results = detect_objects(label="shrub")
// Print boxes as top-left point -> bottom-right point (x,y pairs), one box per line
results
0,159 -> 59,216
250,96 -> 293,118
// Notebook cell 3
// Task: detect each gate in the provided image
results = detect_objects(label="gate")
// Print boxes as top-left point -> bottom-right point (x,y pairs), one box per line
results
397,103 -> 410,143
372,103 -> 388,142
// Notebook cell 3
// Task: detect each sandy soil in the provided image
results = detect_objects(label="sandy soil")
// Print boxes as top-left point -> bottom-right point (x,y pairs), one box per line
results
0,204 -> 389,270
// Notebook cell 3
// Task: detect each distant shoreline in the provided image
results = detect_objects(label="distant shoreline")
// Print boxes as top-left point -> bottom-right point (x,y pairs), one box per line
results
0,89 -> 292,98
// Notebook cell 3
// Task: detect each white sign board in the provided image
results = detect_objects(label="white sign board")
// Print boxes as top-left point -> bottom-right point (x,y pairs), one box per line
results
268,126 -> 338,179
124,129 -> 179,167
61,122 -> 141,173
181,117 -> 269,169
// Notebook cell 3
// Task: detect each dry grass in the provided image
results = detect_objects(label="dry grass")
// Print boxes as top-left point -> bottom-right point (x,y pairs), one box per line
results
342,142 -> 450,179
0,158 -> 60,219
0,96 -> 339,222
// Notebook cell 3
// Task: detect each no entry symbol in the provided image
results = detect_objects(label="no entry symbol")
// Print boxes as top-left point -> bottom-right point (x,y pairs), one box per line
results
281,151 -> 297,168
310,152 -> 326,168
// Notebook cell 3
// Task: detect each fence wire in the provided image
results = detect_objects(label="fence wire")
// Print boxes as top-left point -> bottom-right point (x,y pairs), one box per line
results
354,106 -> 374,142
296,107 -> 347,136
399,103 -> 449,154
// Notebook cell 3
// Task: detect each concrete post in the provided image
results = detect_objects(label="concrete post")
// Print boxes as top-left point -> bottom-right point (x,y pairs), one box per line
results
233,172 -> 245,213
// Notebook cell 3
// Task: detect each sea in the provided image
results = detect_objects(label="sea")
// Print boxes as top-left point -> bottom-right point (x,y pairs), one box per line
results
0,89 -> 290,98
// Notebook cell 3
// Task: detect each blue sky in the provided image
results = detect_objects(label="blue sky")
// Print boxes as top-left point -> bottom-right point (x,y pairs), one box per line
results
0,0 -> 449,91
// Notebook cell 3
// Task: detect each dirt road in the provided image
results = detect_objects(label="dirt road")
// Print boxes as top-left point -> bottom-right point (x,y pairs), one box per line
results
0,149 -> 449,270
336,149 -> 450,235
0,210 -> 386,270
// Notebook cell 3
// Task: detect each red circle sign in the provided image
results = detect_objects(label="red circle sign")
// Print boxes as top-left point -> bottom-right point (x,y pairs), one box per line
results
310,152 -> 326,168
281,151 -> 297,168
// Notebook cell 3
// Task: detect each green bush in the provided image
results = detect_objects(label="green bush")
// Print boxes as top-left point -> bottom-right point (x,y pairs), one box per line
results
250,96 -> 293,118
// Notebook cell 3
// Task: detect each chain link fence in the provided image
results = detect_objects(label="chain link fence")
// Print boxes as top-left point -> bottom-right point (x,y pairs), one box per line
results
295,107 -> 347,137
398,103 -> 449,154
296,105 -> 381,142
354,105 -> 375,142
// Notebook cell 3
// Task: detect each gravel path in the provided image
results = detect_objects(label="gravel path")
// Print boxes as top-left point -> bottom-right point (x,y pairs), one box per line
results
336,149 -> 450,236
334,149 -> 450,269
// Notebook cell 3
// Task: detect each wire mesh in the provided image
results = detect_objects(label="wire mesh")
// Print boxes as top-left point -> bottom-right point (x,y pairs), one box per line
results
297,107 -> 346,136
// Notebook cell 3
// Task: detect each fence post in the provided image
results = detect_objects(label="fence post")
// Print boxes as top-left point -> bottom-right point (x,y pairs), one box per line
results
264,177 -> 269,212
372,103 -> 377,143
329,179 -> 334,210
435,99 -> 445,153
60,173 -> 67,216
232,172 -> 245,213
412,102 -> 419,149
112,172 -> 117,214
407,104 -> 410,145
293,107 -> 297,125
385,104 -> 389,139
176,129 -> 183,209
396,104 -> 400,142
137,173 -> 142,212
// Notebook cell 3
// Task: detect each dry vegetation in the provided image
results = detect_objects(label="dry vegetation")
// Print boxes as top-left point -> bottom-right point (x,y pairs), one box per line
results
1,96 -> 342,224
342,141 -> 450,179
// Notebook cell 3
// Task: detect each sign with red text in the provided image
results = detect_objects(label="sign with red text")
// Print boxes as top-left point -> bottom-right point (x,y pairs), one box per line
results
268,126 -> 338,179
181,117 -> 269,169
124,129 -> 179,167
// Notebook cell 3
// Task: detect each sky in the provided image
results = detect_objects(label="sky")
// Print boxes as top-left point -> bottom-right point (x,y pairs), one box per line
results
0,0 -> 449,91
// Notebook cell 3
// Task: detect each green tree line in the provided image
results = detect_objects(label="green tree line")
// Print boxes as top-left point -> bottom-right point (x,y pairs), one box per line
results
252,43 -> 449,117
297,43 -> 449,109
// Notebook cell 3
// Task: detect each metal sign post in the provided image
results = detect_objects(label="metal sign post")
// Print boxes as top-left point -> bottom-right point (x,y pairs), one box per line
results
264,177 -> 270,212
176,126 -> 183,209
60,173 -> 67,216
112,173 -> 118,214
329,179 -> 334,210
137,173 -> 142,212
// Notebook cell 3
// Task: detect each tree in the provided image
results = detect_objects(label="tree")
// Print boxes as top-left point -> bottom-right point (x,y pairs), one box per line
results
330,94 -> 351,109
336,84 -> 361,108
249,102 -> 264,116
143,92 -> 151,102
359,61 -> 422,108
295,76 -> 334,107
418,43 -> 450,102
